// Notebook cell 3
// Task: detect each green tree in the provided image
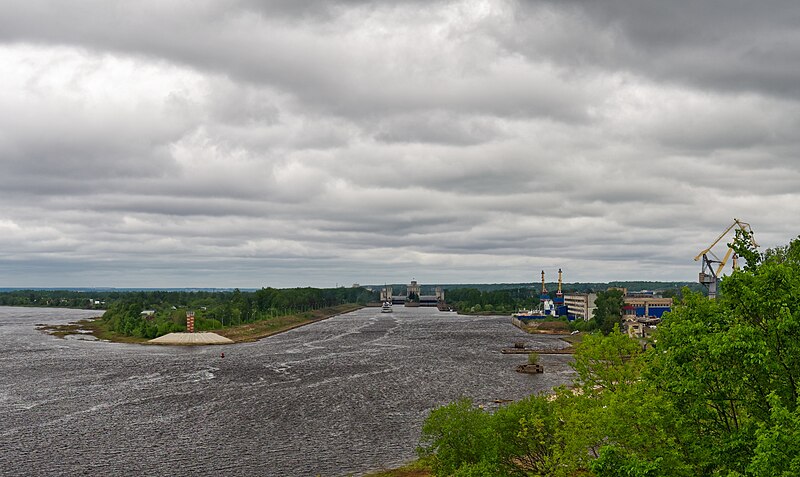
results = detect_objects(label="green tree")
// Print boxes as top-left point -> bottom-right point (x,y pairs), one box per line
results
749,393 -> 800,476
592,289 -> 624,334
642,236 -> 800,474
418,398 -> 497,476
571,330 -> 643,394
418,395 -> 566,477
495,395 -> 563,475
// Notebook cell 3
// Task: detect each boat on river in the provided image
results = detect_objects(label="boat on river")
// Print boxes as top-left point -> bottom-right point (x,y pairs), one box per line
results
512,309 -> 546,319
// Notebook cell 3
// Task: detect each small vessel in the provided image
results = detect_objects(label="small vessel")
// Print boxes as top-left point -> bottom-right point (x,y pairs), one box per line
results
512,309 -> 545,319
381,302 -> 393,313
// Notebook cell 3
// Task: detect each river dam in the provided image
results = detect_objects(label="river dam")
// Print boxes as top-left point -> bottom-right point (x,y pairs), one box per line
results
0,306 -> 575,476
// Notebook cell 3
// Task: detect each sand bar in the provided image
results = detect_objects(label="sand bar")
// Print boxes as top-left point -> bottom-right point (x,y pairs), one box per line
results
149,332 -> 234,345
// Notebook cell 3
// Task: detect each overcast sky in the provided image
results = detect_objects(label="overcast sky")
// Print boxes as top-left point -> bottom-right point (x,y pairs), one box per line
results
1,0 -> 798,288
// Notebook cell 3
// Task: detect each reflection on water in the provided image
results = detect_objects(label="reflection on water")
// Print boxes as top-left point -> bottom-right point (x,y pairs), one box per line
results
0,306 -> 574,476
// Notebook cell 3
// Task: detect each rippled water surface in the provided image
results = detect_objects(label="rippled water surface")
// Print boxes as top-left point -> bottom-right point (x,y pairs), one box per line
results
0,306 -> 575,476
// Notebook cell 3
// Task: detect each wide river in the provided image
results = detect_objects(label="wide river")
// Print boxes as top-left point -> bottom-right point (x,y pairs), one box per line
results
0,306 -> 575,476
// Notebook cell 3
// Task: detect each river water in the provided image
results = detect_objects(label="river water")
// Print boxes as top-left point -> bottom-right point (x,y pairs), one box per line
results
0,306 -> 575,476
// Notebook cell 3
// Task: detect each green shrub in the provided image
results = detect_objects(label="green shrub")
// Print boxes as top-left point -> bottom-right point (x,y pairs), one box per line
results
419,395 -> 564,476
418,398 -> 496,476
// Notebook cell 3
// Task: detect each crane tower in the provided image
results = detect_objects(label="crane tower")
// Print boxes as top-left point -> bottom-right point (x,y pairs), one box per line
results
694,218 -> 758,299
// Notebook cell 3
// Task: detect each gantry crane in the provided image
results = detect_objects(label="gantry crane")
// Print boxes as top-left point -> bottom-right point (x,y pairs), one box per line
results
694,218 -> 758,299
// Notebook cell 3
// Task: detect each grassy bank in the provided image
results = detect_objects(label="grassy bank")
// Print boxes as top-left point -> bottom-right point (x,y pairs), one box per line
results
362,459 -> 432,477
213,304 -> 362,342
39,304 -> 362,344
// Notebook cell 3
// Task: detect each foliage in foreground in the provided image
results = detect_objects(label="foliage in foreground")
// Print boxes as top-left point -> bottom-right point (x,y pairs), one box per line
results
419,236 -> 800,476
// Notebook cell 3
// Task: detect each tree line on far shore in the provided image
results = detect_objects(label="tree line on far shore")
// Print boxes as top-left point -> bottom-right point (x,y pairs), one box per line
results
0,287 -> 378,339
101,286 -> 379,339
2,283 -> 674,339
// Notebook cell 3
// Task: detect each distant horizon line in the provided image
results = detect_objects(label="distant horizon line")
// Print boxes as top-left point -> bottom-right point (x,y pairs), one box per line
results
0,280 -> 699,292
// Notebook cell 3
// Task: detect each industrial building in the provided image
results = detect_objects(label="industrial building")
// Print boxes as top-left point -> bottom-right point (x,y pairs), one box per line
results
514,268 -> 674,326
563,293 -> 598,321
513,269 -> 675,338
560,279 -> 673,322
623,293 -> 673,338
622,295 -> 673,319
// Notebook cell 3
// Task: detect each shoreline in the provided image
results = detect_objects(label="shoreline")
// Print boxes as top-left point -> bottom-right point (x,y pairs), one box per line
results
213,304 -> 362,343
363,459 -> 433,477
38,304 -> 363,344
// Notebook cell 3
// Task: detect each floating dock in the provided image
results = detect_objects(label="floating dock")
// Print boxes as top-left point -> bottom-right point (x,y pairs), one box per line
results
515,364 -> 544,374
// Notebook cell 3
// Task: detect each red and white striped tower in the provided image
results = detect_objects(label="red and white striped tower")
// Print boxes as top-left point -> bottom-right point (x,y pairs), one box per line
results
186,311 -> 195,333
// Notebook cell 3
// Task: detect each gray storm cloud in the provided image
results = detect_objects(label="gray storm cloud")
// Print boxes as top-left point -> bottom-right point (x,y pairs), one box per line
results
0,0 -> 798,287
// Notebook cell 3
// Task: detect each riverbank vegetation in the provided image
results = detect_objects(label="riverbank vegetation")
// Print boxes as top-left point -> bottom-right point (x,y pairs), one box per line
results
519,318 -> 571,334
364,460 -> 433,477
98,286 -> 376,339
418,235 -> 800,476
445,288 -> 536,314
28,287 -> 376,341
213,304 -> 362,342
37,318 -> 151,344
42,303 -> 362,344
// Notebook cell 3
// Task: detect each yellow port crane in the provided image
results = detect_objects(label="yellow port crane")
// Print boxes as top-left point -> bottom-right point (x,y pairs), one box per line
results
694,218 -> 758,299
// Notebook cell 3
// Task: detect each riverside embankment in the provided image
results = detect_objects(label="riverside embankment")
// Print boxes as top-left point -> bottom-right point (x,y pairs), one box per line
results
1,305 -> 574,476
38,303 -> 363,344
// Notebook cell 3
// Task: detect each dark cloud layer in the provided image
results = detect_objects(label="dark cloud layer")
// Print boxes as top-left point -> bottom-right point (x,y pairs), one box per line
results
0,0 -> 798,287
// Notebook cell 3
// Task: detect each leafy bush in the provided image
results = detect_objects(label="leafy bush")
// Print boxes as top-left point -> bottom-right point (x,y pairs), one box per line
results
418,395 -> 564,476
418,398 -> 496,475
